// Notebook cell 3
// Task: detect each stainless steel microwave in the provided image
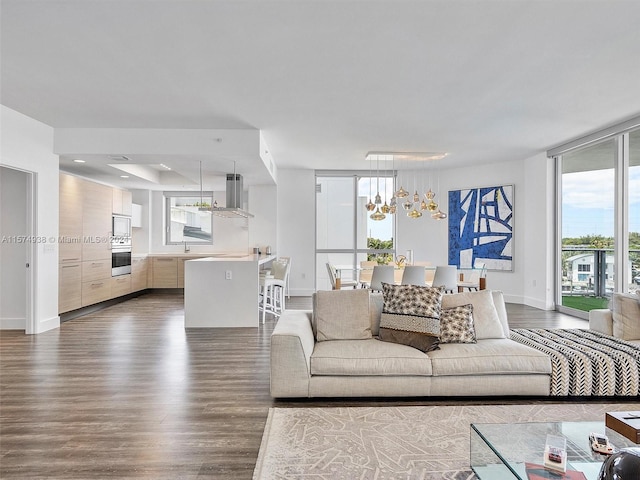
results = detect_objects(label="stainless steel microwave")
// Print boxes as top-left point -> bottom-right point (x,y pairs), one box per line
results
112,214 -> 131,244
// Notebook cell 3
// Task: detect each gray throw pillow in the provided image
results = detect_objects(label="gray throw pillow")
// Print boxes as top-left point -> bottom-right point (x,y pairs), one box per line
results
378,283 -> 443,352
316,289 -> 372,341
439,304 -> 476,344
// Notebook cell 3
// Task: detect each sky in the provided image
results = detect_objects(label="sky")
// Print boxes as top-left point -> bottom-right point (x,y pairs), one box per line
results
562,167 -> 640,238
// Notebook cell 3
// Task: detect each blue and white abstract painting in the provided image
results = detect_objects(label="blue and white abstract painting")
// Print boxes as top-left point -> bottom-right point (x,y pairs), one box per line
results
448,185 -> 513,271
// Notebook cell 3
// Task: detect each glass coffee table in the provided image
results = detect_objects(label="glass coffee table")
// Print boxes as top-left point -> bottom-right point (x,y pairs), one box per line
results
470,421 -> 637,479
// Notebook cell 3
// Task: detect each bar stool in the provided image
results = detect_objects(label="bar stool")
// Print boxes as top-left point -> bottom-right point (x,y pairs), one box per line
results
260,276 -> 286,324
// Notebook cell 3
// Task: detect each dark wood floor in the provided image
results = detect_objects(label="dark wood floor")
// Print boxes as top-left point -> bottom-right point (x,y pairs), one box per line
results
0,292 -> 612,479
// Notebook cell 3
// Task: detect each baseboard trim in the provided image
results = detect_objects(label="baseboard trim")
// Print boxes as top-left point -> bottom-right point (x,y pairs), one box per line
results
60,290 -> 151,322
0,317 -> 26,330
35,315 -> 60,334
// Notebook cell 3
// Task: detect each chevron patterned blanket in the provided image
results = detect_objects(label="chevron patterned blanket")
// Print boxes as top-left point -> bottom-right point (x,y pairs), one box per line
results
510,328 -> 640,396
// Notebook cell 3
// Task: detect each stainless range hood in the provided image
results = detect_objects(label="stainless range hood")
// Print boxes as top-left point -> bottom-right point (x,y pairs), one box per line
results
211,173 -> 254,218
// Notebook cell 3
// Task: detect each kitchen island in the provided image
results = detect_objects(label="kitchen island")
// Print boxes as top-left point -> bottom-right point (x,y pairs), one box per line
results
184,253 -> 276,327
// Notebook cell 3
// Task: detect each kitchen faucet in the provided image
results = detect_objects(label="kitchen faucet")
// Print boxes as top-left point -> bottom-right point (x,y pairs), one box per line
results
184,241 -> 190,253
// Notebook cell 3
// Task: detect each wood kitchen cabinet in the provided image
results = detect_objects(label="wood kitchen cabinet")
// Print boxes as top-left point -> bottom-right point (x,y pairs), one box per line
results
81,278 -> 111,306
131,256 -> 148,292
177,258 -> 188,288
59,174 -> 83,264
82,181 -> 112,261
112,188 -> 132,216
111,275 -> 131,297
151,257 -> 178,288
59,262 -> 82,313
59,173 -> 136,314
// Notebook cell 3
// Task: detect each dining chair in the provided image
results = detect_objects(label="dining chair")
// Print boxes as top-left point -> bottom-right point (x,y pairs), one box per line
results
369,265 -> 395,292
432,265 -> 458,294
358,260 -> 377,288
458,261 -> 486,291
401,265 -> 426,286
326,263 -> 358,290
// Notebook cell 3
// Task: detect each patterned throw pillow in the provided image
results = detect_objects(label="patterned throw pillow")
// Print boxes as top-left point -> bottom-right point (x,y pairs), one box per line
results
439,304 -> 476,344
378,283 -> 443,352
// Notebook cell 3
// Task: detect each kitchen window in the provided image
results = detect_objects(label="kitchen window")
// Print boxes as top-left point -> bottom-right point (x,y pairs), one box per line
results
164,192 -> 214,245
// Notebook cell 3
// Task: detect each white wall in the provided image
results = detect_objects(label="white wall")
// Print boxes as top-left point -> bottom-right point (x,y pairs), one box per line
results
277,158 -> 554,308
248,185 -> 277,253
522,153 -> 555,309
277,169 -> 316,296
0,106 -> 59,333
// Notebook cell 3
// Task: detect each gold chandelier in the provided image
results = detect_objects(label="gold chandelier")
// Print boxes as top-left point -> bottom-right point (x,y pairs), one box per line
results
366,152 -> 448,221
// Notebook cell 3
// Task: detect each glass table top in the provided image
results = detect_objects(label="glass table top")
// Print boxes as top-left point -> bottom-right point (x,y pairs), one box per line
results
470,421 -> 638,480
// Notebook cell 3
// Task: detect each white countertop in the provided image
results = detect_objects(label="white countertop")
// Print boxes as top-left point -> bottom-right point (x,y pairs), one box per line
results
186,254 -> 276,265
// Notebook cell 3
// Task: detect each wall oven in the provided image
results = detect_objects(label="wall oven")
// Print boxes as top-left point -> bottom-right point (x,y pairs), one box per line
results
112,214 -> 132,276
112,246 -> 132,276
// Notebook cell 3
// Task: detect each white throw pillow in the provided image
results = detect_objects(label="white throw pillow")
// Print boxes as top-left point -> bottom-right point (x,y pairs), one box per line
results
611,292 -> 640,340
441,290 -> 506,339
315,289 -> 372,341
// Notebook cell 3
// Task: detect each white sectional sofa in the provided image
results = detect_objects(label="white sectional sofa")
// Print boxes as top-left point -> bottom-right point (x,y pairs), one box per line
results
270,289 -> 553,398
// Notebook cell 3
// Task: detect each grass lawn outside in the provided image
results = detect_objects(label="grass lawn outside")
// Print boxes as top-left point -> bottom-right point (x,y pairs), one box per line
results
562,295 -> 609,312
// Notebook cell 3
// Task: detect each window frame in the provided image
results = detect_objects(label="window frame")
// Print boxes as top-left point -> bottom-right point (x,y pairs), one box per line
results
164,191 -> 214,246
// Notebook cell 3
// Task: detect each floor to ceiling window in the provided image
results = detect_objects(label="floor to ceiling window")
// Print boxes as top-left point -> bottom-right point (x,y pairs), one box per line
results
554,121 -> 640,317
316,172 -> 395,290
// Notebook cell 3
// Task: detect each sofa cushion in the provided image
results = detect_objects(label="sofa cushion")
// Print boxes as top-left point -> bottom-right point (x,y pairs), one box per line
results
491,290 -> 511,337
311,339 -> 432,376
442,290 -> 506,339
312,292 -> 383,339
611,292 -> 640,340
428,339 -> 552,376
439,304 -> 476,344
315,289 -> 372,341
379,283 -> 443,352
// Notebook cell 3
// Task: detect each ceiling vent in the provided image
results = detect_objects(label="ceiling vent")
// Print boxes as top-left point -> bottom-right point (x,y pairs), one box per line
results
108,155 -> 131,161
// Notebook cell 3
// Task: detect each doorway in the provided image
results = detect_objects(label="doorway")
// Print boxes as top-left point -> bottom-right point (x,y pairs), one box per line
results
0,166 -> 34,332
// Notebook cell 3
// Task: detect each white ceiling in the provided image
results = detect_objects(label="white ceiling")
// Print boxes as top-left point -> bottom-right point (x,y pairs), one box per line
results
2,0 -> 640,189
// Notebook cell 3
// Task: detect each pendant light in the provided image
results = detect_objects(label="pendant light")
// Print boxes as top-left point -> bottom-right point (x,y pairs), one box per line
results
381,160 -> 390,214
365,157 -> 375,212
197,161 -> 213,213
394,157 -> 409,198
369,157 -> 386,221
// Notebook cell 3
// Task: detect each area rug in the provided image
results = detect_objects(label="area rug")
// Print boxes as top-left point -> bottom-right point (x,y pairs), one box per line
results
253,402 -> 640,480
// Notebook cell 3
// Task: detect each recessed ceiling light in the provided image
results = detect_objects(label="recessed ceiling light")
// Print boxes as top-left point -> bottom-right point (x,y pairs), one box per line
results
160,164 -> 172,170
73,159 -> 86,163
120,175 -> 129,178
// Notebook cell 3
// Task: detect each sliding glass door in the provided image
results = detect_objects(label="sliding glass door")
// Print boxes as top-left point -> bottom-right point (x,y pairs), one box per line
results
316,172 -> 395,290
556,126 -> 640,316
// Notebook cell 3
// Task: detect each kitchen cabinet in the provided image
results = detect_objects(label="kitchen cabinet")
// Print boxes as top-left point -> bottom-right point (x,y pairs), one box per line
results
81,259 -> 111,283
151,257 -> 178,288
82,181 -> 112,261
59,174 -> 83,264
177,258 -> 188,288
59,173 -> 137,314
59,262 -> 82,313
82,278 -> 111,306
112,188 -> 132,216
111,275 -> 131,297
131,256 -> 148,292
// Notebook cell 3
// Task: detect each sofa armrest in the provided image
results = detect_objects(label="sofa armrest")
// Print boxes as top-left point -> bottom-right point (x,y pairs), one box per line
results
270,309 -> 315,398
589,308 -> 613,336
